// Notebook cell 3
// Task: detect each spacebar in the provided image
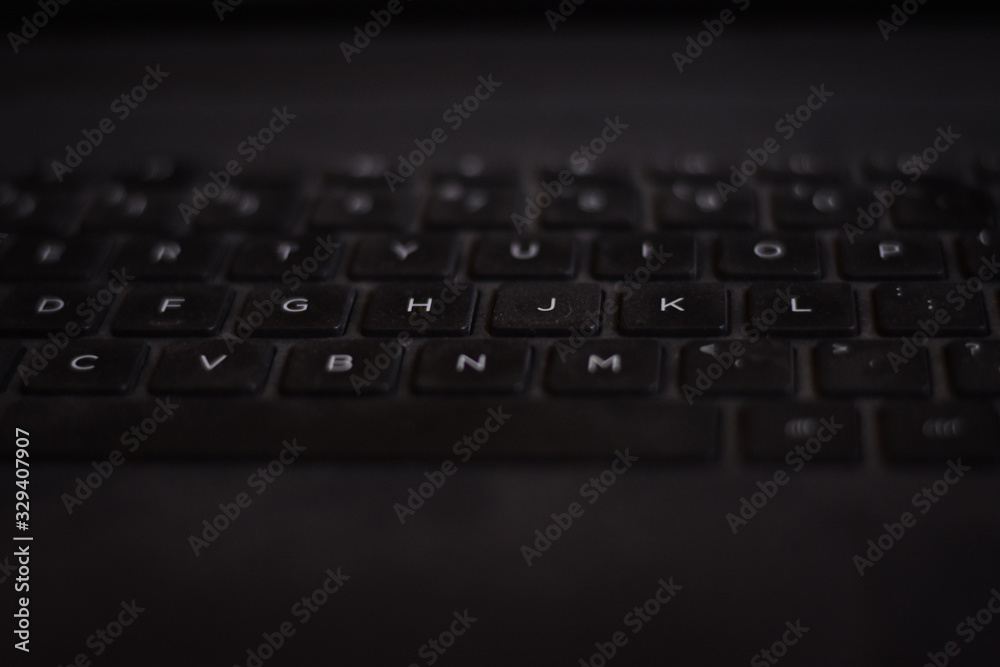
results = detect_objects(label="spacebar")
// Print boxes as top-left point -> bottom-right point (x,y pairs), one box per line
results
3,397 -> 719,460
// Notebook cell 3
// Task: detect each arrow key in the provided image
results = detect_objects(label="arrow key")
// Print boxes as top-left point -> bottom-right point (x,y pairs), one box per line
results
149,340 -> 274,395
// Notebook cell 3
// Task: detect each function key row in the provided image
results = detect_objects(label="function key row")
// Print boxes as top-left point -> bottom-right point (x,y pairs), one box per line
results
0,281 -> 996,338
2,167 -> 994,235
1,232 -> 997,282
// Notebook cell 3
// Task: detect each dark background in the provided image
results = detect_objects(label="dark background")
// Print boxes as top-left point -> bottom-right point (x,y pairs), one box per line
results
2,1 -> 1000,665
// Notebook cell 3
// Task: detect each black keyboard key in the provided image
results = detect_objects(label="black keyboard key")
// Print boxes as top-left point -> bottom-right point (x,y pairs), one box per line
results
945,341 -> 1000,395
541,181 -> 636,229
838,234 -> 945,279
149,340 -> 274,395
237,285 -> 354,337
185,181 -> 297,232
759,154 -> 849,184
746,283 -> 856,336
815,340 -> 930,396
0,181 -> 79,235
83,184 -> 183,234
230,235 -> 342,281
0,287 -> 106,336
545,339 -> 660,394
740,403 -> 861,464
471,234 -> 577,279
491,283 -> 602,336
281,340 -> 404,394
959,230 -> 1000,280
592,234 -> 696,280
657,178 -> 756,229
117,237 -> 227,281
112,155 -> 196,189
619,283 -> 727,336
21,341 -> 147,394
0,237 -> 111,280
414,341 -> 531,393
873,283 -> 988,336
772,182 -> 870,228
679,339 -> 794,396
893,182 -> 993,229
880,404 -> 999,462
113,286 -> 233,336
861,152 -> 917,181
716,234 -> 821,279
425,180 -> 517,228
362,283 -> 476,336
310,184 -> 403,230
350,235 -> 458,279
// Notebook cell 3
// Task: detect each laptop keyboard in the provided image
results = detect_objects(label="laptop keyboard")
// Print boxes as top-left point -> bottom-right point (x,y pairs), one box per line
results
2,154 -> 999,462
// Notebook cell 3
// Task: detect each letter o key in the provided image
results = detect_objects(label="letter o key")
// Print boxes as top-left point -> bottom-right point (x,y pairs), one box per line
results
754,241 -> 785,259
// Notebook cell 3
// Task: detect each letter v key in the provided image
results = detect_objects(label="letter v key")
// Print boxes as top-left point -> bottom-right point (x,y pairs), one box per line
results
200,354 -> 227,371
